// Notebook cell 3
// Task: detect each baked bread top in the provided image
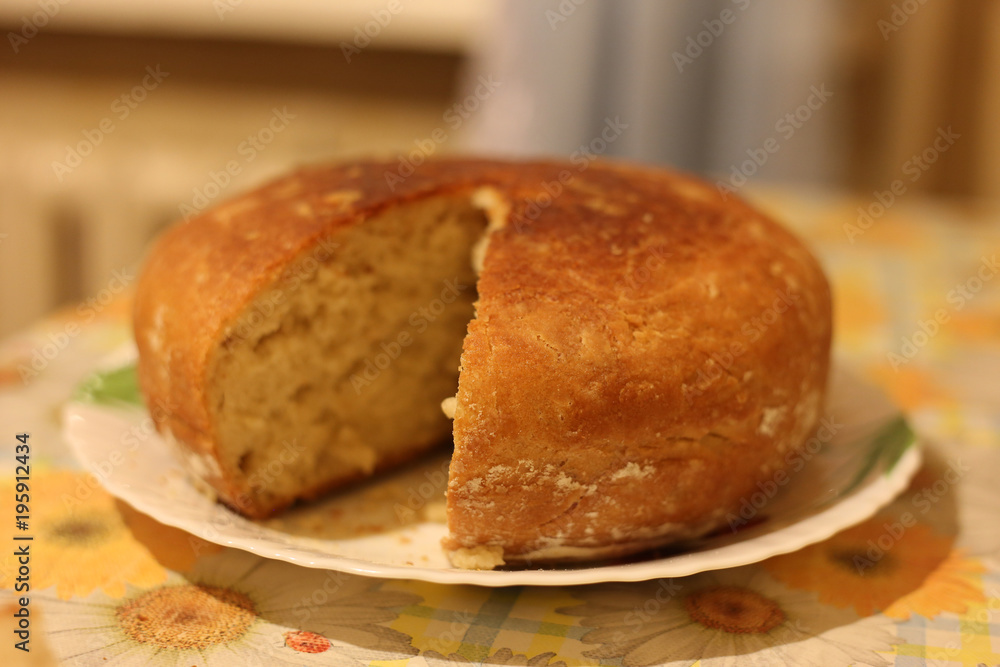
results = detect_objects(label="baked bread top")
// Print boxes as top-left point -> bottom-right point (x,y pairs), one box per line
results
444,161 -> 831,562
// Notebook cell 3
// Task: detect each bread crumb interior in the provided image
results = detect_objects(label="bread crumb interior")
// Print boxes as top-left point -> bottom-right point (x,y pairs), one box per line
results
207,195 -> 488,510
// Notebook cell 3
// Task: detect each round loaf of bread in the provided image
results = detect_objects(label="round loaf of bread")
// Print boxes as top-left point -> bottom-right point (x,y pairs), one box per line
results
133,158 -> 831,569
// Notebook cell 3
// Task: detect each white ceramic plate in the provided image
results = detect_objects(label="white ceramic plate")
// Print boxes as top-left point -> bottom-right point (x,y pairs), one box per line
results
63,345 -> 920,586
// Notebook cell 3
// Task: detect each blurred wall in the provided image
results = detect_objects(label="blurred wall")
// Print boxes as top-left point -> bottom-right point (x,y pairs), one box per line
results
0,2 -> 495,337
462,0 -> 846,189
1,0 -> 998,338
460,0 -> 1000,201
841,0 -> 1000,198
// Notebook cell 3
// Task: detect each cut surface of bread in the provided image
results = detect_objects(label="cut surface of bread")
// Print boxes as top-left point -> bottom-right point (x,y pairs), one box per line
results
210,197 -> 485,514
134,158 -> 831,567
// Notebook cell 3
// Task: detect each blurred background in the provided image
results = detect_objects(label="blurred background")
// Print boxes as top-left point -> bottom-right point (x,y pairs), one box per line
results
1,0 -> 998,337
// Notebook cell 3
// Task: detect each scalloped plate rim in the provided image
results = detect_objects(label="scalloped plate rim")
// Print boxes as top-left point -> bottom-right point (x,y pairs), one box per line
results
62,345 -> 922,586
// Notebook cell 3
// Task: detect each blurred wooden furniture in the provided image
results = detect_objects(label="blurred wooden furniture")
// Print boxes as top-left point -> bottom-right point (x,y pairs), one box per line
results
0,2 -> 495,337
844,0 -> 1000,198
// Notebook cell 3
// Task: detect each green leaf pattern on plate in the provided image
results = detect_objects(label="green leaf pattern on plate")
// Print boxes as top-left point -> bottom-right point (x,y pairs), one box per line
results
843,415 -> 916,495
74,364 -> 142,406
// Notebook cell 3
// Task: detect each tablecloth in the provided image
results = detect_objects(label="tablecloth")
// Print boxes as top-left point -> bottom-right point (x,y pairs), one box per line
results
1,187 -> 998,666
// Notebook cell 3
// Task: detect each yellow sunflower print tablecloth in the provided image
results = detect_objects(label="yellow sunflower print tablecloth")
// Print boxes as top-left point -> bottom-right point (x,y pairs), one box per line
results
1,187 -> 998,666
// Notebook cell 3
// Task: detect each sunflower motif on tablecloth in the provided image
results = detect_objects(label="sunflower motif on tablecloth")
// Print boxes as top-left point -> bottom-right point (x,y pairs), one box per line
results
763,515 -> 985,619
559,566 -> 897,667
37,549 -> 421,665
0,470 -> 216,599
418,647 -> 568,666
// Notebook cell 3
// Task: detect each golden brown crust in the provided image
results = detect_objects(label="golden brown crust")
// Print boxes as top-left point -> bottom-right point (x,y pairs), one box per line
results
134,157 -> 831,555
445,161 -> 831,561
